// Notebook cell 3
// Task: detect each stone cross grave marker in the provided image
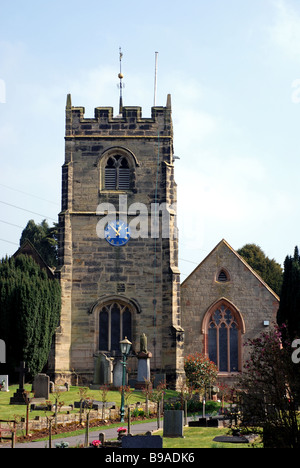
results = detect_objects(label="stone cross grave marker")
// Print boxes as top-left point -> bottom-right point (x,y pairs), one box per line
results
17,361 -> 30,390
10,361 -> 30,405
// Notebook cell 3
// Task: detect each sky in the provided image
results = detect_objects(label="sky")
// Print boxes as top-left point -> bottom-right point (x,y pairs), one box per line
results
0,0 -> 300,280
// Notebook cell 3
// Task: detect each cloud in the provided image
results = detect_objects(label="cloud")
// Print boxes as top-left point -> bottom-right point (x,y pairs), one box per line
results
268,0 -> 300,61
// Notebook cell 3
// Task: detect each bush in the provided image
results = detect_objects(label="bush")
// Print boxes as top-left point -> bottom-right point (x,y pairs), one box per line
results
184,353 -> 218,391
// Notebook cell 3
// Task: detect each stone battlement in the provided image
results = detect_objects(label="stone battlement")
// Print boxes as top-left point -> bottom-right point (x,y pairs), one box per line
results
65,94 -> 173,138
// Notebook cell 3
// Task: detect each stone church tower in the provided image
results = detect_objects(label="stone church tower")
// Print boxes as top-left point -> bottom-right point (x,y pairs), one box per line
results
52,91 -> 185,389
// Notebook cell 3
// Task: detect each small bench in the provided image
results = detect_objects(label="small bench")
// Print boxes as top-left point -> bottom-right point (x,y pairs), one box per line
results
0,419 -> 16,448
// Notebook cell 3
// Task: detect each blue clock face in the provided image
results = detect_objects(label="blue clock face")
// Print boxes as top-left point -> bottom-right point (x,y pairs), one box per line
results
104,220 -> 131,246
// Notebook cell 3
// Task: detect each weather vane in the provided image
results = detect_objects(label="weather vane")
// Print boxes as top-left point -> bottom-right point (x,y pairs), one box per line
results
118,47 -> 124,114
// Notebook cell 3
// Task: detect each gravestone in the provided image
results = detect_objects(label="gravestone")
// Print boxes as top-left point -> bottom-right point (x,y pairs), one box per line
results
93,353 -> 113,386
10,361 -> 30,405
213,434 -> 256,444
137,356 -> 151,382
49,382 -> 69,393
122,433 -> 163,449
0,339 -> 5,363
32,373 -> 49,399
0,375 -> 9,392
135,333 -> 152,389
113,360 -> 126,387
153,374 -> 166,389
74,400 -> 116,410
163,410 -> 184,438
189,417 -> 210,427
207,418 -> 224,428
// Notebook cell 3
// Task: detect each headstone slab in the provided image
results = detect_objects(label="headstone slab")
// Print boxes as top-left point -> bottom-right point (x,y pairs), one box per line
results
32,374 -> 49,399
122,434 -> 163,449
163,410 -> 184,438
153,373 -> 166,389
93,353 -> 113,385
0,340 -> 6,363
137,356 -> 151,382
0,375 -> 9,392
113,360 -> 127,388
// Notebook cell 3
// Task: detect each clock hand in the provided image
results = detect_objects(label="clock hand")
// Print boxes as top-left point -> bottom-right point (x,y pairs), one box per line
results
116,222 -> 124,234
109,224 -> 120,236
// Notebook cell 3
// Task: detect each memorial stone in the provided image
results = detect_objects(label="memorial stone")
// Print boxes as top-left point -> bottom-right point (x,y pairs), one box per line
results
0,339 -> 5,363
163,410 -> 184,438
113,360 -> 125,388
10,361 -> 30,405
135,333 -> 152,389
93,353 -> 113,386
122,433 -> 163,449
0,375 -> 9,392
32,373 -> 49,399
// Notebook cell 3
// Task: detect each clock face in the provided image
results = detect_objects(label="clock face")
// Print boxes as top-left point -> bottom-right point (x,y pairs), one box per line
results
104,220 -> 131,246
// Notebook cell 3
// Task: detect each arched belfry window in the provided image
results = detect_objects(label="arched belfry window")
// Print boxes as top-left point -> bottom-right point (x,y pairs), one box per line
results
105,155 -> 130,190
205,302 -> 243,373
99,302 -> 132,352
99,147 -> 139,193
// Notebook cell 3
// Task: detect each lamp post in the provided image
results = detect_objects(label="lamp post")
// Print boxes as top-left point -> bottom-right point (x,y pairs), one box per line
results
119,337 -> 132,422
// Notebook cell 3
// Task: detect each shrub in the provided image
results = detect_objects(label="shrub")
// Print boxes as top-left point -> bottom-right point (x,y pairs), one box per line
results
184,353 -> 218,392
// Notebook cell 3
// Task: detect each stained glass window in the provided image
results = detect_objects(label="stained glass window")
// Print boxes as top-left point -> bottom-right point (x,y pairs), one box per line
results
207,304 -> 240,372
99,302 -> 132,352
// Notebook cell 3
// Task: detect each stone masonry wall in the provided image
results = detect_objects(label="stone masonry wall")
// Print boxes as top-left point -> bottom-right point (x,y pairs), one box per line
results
181,240 -> 279,380
53,96 -> 185,389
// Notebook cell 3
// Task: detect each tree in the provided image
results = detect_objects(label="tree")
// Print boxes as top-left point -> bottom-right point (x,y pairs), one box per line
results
277,246 -> 300,340
184,353 -> 218,393
20,219 -> 58,268
0,255 -> 61,378
237,243 -> 283,295
236,326 -> 300,448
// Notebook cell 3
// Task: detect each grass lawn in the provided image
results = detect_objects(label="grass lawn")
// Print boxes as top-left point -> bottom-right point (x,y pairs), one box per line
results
0,385 -> 179,420
159,427 -> 262,449
0,386 -> 263,448
0,385 -> 151,420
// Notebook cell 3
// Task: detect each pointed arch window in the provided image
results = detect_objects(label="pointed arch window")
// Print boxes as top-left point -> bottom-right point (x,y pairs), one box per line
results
105,155 -> 130,190
99,302 -> 132,352
217,269 -> 230,283
207,304 -> 240,372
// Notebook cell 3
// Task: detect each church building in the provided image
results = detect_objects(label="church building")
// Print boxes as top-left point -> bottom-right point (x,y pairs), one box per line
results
51,82 -> 279,389
52,91 -> 185,389
181,239 -> 279,386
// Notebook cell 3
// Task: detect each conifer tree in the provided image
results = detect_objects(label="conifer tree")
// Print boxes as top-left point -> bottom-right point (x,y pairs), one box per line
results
20,219 -> 58,268
0,255 -> 61,379
277,246 -> 300,340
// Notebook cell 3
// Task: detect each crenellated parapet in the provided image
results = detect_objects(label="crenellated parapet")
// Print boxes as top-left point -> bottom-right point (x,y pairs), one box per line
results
65,94 -> 173,139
